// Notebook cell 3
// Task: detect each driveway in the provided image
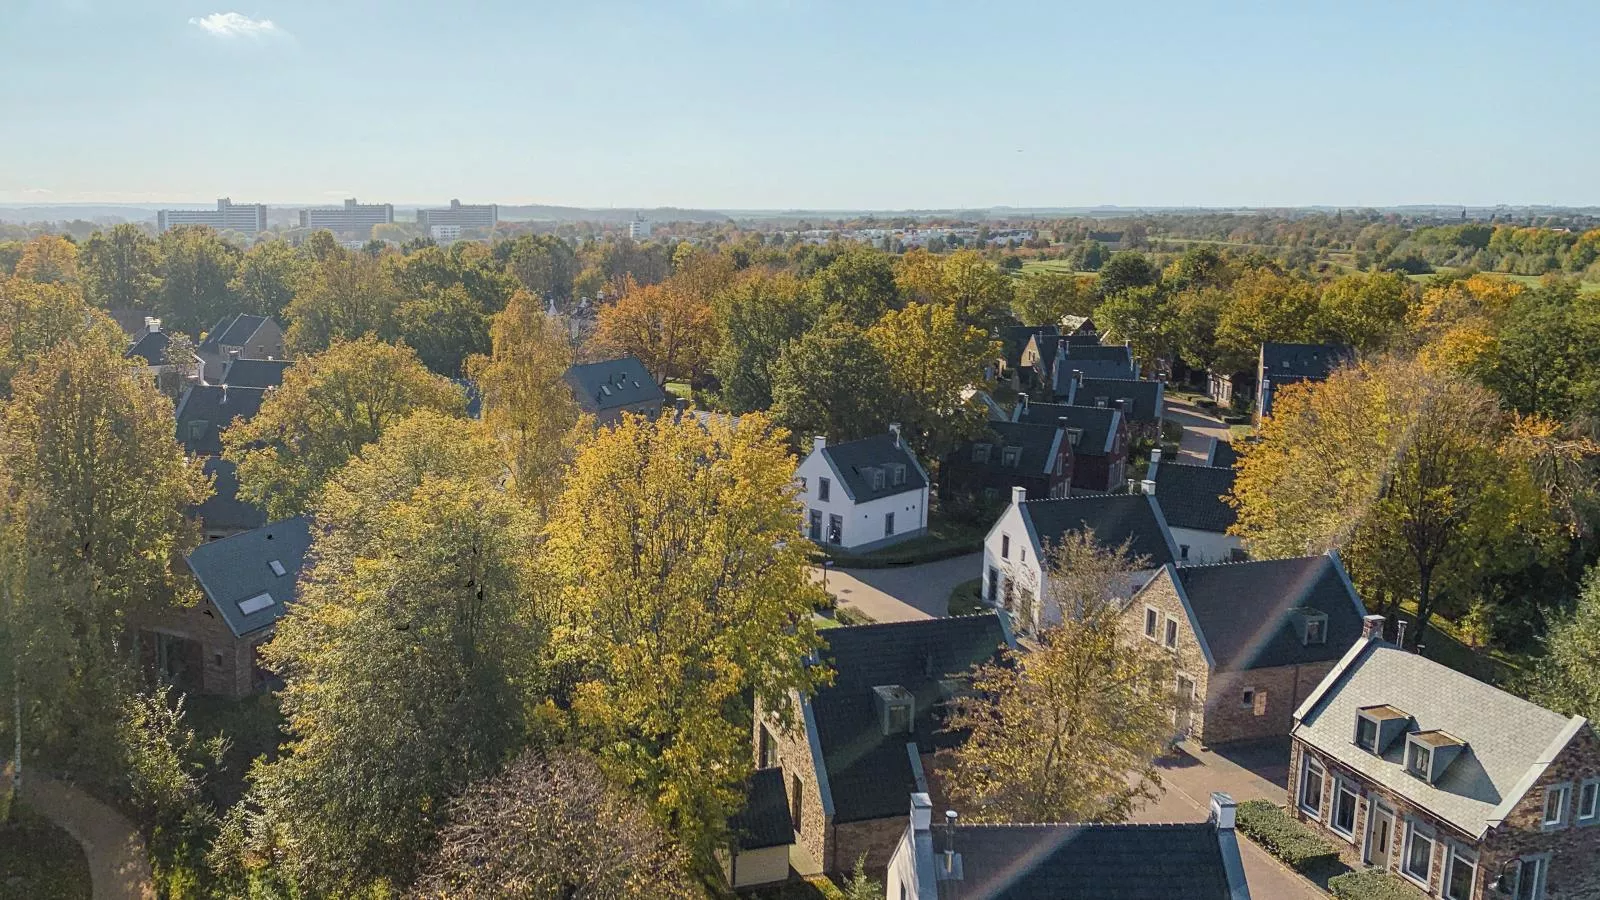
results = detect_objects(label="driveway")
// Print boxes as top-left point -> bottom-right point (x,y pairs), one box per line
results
811,553 -> 981,623
1164,397 -> 1232,465
21,775 -> 156,900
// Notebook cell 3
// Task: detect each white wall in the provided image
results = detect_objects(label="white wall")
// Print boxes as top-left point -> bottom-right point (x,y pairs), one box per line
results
981,501 -> 1046,626
1171,526 -> 1244,565
796,446 -> 928,552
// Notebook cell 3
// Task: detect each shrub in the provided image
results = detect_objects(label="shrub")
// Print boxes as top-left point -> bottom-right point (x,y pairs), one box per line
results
1235,799 -> 1339,872
1329,868 -> 1418,900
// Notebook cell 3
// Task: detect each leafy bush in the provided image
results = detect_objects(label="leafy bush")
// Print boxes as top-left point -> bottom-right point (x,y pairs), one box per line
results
1235,799 -> 1339,872
1329,868 -> 1418,900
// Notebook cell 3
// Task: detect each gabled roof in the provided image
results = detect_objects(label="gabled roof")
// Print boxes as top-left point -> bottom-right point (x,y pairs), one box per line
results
1018,493 -> 1177,567
1294,638 -> 1586,838
1209,439 -> 1239,469
192,458 -> 267,533
1013,402 -> 1119,458
819,434 -> 927,502
199,314 -> 275,353
730,767 -> 793,851
184,516 -> 313,638
810,615 -> 1011,823
1000,324 -> 1058,368
1260,342 -> 1351,380
939,822 -> 1238,899
1150,461 -> 1236,533
1061,342 -> 1134,369
946,421 -> 1063,477
562,356 -> 666,414
125,330 -> 171,366
1060,315 -> 1097,335
1053,357 -> 1140,388
174,384 -> 269,455
1163,554 -> 1366,671
1071,377 -> 1164,425
219,358 -> 291,389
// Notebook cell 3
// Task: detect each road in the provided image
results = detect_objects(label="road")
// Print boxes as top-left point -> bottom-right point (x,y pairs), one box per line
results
812,553 -> 981,623
1164,397 -> 1233,465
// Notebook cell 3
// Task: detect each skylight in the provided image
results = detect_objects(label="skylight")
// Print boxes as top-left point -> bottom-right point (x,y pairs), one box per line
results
238,592 -> 276,615
268,559 -> 286,576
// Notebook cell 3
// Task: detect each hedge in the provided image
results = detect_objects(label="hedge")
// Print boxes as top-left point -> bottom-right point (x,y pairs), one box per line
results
815,539 -> 981,569
1235,799 -> 1340,873
1328,869 -> 1418,900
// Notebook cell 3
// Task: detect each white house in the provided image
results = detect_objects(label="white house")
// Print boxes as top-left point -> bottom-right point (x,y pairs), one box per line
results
1144,450 -> 1245,564
982,487 -> 1179,633
796,427 -> 929,553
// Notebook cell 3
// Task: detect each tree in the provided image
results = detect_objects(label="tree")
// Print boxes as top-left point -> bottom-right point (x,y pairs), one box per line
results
1524,566 -> 1600,721
1011,270 -> 1093,326
1314,271 -> 1414,354
0,279 -> 122,398
465,290 -> 581,517
1032,529 -> 1151,631
231,239 -> 305,319
867,301 -> 998,459
543,412 -> 825,871
244,413 -> 543,892
408,751 -> 699,900
79,224 -> 160,311
1213,267 -> 1319,373
1094,285 -> 1170,372
941,603 -> 1175,823
895,250 -> 1012,330
155,226 -> 241,332
282,250 -> 402,356
712,271 -> 814,414
392,242 -> 518,317
1095,251 -> 1160,299
770,321 -> 900,444
499,234 -> 580,306
222,336 -> 465,519
809,246 -> 900,325
592,277 -> 716,384
397,285 -> 491,376
10,235 -> 79,285
1163,285 -> 1229,372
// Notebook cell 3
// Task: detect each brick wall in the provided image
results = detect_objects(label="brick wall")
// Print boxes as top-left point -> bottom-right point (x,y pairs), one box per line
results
128,597 -> 259,698
833,817 -> 908,878
1121,572 -> 1211,740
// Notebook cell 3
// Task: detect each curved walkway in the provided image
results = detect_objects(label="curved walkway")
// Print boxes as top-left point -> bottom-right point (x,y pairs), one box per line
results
20,776 -> 154,900
812,553 -> 981,622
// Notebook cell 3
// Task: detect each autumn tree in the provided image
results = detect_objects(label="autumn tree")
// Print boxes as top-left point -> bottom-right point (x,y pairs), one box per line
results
1030,529 -> 1151,631
1012,270 -> 1094,326
592,277 -> 716,384
223,336 -> 465,519
282,250 -> 402,355
712,271 -> 815,414
231,239 -> 306,318
408,751 -> 699,900
79,223 -> 160,311
895,249 -> 1012,330
543,412 -> 825,872
10,235 -> 79,285
1313,270 -> 1414,354
809,245 -> 900,325
769,321 -> 901,444
0,280 -> 122,397
1409,273 -> 1525,375
1213,267 -> 1319,372
154,225 -> 241,332
867,301 -> 998,459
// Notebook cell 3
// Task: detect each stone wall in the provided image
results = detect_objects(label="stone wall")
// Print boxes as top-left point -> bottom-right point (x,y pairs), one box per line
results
754,693 -> 831,876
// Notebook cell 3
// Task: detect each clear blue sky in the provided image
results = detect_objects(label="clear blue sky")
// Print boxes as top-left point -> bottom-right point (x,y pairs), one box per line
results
3,0 -> 1596,209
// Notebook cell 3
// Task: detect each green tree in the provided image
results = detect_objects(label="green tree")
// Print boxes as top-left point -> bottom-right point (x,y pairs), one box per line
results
155,226 -> 241,332
11,235 -> 79,285
770,321 -> 900,443
1095,251 -> 1160,299
1314,270 -> 1414,354
222,336 -> 465,519
1164,285 -> 1229,372
809,245 -> 900,325
231,239 -> 305,319
712,271 -> 814,413
0,280 -> 123,398
1011,270 -> 1093,326
1213,267 -> 1319,373
282,251 -> 402,356
397,284 -> 491,376
1524,566 -> 1600,721
1094,285 -> 1170,372
499,233 -> 581,305
79,224 -> 160,311
867,301 -> 999,459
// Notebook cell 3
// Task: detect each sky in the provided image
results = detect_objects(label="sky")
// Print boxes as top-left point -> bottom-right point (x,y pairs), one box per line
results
2,0 -> 1597,209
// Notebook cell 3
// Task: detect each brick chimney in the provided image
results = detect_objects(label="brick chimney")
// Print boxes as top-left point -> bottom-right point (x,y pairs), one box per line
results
1018,392 -> 1029,412
1362,614 -> 1386,641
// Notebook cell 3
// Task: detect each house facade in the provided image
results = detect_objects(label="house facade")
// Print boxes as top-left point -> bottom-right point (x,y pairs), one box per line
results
562,356 -> 666,425
1143,451 -> 1244,564
1012,396 -> 1129,493
939,420 -> 1071,513
1290,633 -> 1600,900
796,428 -> 929,553
196,314 -> 286,383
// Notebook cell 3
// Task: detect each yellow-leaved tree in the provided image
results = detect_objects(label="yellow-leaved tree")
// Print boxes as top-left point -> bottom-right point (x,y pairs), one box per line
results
867,301 -> 999,458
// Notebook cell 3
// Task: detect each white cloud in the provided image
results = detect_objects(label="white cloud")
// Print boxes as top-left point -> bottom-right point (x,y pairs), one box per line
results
188,12 -> 285,39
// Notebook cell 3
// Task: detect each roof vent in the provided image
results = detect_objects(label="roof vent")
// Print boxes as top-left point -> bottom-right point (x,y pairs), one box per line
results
873,685 -> 914,736
238,593 -> 276,616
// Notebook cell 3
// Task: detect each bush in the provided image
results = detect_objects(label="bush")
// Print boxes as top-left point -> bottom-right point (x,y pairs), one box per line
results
1329,868 -> 1418,900
948,578 -> 986,616
1235,800 -> 1339,872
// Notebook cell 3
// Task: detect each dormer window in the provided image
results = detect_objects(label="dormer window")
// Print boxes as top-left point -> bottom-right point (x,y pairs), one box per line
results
869,467 -> 885,490
1095,396 -> 1109,408
889,463 -> 907,486
873,685 -> 914,736
1405,731 -> 1466,785
1405,740 -> 1431,780
1354,705 -> 1410,755
972,443 -> 992,463
1001,446 -> 1022,468
1289,606 -> 1328,646
1355,716 -> 1378,752
1066,427 -> 1083,447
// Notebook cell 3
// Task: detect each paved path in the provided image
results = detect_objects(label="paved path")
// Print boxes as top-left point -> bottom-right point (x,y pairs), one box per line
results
1164,397 -> 1232,466
811,553 -> 981,623
20,776 -> 155,900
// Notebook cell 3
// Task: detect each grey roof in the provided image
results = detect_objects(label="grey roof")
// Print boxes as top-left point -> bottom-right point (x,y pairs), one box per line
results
811,615 -> 1011,823
946,421 -> 1063,477
1150,462 -> 1236,533
184,516 -> 313,638
1001,325 -> 1058,368
562,356 -> 666,414
1294,639 -> 1585,838
1168,554 -> 1365,671
193,458 -> 267,533
1018,493 -> 1177,567
820,434 -> 927,502
1054,358 -> 1141,388
943,822 -> 1235,899
1061,315 -> 1098,335
1209,439 -> 1239,469
1061,342 -> 1134,369
1071,377 -> 1164,425
175,384 -> 269,455
219,358 -> 291,389
126,330 -> 171,366
199,313 -> 273,352
1260,342 -> 1352,380
730,767 -> 792,851
1013,402 -> 1118,457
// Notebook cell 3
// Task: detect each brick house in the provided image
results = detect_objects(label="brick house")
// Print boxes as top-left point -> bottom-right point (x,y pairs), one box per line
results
175,382 -> 270,540
939,420 -> 1072,512
135,516 -> 312,697
562,356 -> 666,426
1062,372 -> 1166,440
1257,342 -> 1352,422
1122,553 -> 1367,746
196,313 -> 286,383
1142,450 -> 1244,564
1289,629 -> 1600,899
753,615 -> 1014,878
1012,396 -> 1129,493
998,324 -> 1058,388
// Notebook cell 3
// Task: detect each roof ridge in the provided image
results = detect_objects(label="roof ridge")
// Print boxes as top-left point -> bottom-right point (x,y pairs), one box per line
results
952,821 -> 1214,830
1177,554 -> 1323,570
1158,461 -> 1233,473
1021,492 -> 1135,505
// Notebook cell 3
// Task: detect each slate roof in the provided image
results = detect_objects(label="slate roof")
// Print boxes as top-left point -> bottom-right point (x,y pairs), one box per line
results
1054,357 -> 1140,388
174,385 -> 269,455
1061,342 -> 1134,369
199,314 -> 273,352
820,434 -> 927,502
1167,554 -> 1365,671
943,822 -> 1235,899
1018,493 -> 1177,566
126,329 -> 172,366
1294,639 -> 1585,838
562,356 -> 666,414
184,516 -> 313,638
730,767 -> 793,851
811,615 -> 1010,823
1260,342 -> 1352,380
1000,324 -> 1058,369
946,421 -> 1063,477
1209,439 -> 1239,469
219,358 -> 291,389
193,458 -> 267,533
1060,315 -> 1097,335
1071,377 -> 1164,425
1013,402 -> 1118,457
1150,462 -> 1236,533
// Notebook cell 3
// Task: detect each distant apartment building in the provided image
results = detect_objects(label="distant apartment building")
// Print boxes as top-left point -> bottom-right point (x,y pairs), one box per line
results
628,216 -> 652,240
297,198 -> 394,235
416,199 -> 497,230
429,224 -> 462,243
157,198 -> 268,234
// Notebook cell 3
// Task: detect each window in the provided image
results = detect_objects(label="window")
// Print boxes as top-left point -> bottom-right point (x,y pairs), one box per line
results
885,512 -> 895,537
1299,756 -> 1325,818
1510,855 -> 1548,900
268,559 -> 286,577
238,592 -> 275,615
1163,616 -> 1178,649
1143,607 -> 1158,640
972,443 -> 992,463
759,725 -> 778,770
1444,845 -> 1477,900
1179,544 -> 1190,561
187,419 -> 209,442
1241,688 -> 1255,709
1302,614 -> 1327,646
870,468 -> 885,490
1094,396 -> 1109,407
1543,783 -> 1571,829
1331,780 -> 1359,838
1354,715 -> 1378,753
1001,534 -> 1010,559
1406,740 -> 1432,781
890,463 -> 906,486
1401,822 -> 1434,885
1001,446 -> 1022,467
790,773 -> 803,832
827,514 -> 843,545
1580,778 -> 1600,824
818,477 -> 830,501
213,652 -> 224,667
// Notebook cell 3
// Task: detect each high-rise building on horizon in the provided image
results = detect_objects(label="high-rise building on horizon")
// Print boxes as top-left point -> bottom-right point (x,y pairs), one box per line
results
417,199 -> 497,230
628,215 -> 652,240
157,198 -> 268,234
298,198 -> 394,235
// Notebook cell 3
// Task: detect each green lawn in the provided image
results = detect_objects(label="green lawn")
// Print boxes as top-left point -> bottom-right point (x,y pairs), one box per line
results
0,802 -> 92,900
948,578 -> 985,616
1394,601 -> 1529,688
1019,259 -> 1099,276
1405,269 -> 1600,294
742,876 -> 846,899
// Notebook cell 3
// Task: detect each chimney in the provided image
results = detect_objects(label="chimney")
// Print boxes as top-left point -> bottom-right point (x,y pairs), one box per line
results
1114,398 -> 1128,415
1018,392 -> 1029,412
1208,792 -> 1237,830
943,810 -> 959,873
1150,448 -> 1162,464
144,316 -> 161,333
229,348 -> 240,362
1072,368 -> 1084,388
1396,619 -> 1409,649
812,435 -> 826,455
1127,478 -> 1137,493
889,422 -> 902,447
1140,478 -> 1156,496
1011,486 -> 1027,506
1362,614 -> 1386,641
674,397 -> 689,414
909,792 -> 932,832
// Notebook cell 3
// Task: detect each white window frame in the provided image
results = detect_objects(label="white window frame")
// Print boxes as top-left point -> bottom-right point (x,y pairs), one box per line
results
1542,782 -> 1572,830
1579,777 -> 1600,825
1443,844 -> 1477,900
1509,854 -> 1549,900
1299,755 -> 1326,819
1330,778 -> 1360,840
1400,820 -> 1435,888
1143,606 -> 1159,640
1405,738 -> 1432,781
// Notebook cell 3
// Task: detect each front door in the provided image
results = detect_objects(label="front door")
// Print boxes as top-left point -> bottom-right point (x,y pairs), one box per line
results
1174,675 -> 1196,738
1366,801 -> 1394,870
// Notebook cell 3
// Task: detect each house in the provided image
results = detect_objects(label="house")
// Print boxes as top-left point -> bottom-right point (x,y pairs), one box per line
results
1290,627 -> 1600,900
1049,341 -> 1138,396
218,357 -> 292,389
754,615 -> 1014,876
796,427 -> 929,553
886,791 -> 1252,899
1142,450 -> 1243,564
1257,342 -> 1352,422
939,420 -> 1072,512
135,516 -> 312,698
1125,553 -> 1366,746
1059,371 -> 1166,438
175,383 -> 270,538
125,317 -> 201,393
1060,314 -> 1100,341
998,324 -> 1058,386
983,489 -> 1178,633
194,458 -> 267,539
1019,329 -> 1104,393
196,314 -> 286,383
1012,396 -> 1129,493
562,356 -> 666,425
723,767 -> 794,888
1208,368 -> 1254,411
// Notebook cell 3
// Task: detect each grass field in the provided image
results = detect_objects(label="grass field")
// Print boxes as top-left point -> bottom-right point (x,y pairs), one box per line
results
1019,259 -> 1099,276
